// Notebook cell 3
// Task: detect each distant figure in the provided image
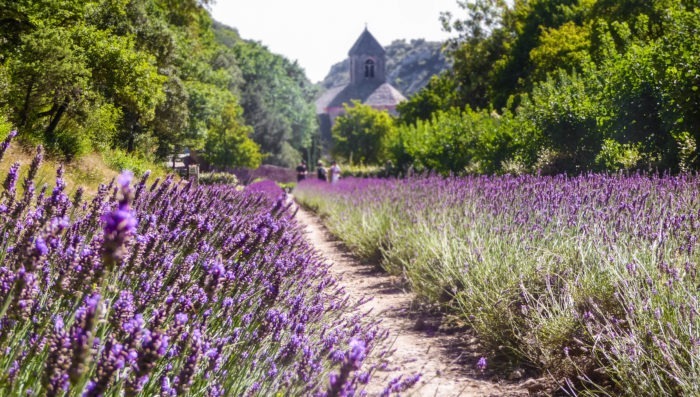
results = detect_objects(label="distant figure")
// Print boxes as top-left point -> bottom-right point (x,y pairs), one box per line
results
384,160 -> 394,177
317,160 -> 327,182
296,160 -> 307,182
330,161 -> 341,184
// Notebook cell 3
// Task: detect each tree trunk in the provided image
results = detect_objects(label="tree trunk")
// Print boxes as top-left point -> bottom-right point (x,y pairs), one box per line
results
45,97 -> 69,143
19,79 -> 34,128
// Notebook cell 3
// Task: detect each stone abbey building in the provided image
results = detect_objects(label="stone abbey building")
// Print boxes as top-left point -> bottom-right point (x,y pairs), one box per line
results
315,28 -> 406,150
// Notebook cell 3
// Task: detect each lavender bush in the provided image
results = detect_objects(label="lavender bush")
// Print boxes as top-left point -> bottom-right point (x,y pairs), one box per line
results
295,174 -> 700,395
0,133 -> 396,396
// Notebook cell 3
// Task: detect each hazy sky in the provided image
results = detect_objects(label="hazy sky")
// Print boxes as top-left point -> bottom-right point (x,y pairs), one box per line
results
210,0 -> 463,83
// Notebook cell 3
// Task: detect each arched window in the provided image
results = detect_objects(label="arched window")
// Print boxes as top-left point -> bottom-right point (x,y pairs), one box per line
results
364,59 -> 375,78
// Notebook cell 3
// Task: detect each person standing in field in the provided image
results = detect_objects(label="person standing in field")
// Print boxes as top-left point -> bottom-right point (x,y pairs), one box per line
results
296,160 -> 307,182
330,161 -> 341,184
316,160 -> 327,182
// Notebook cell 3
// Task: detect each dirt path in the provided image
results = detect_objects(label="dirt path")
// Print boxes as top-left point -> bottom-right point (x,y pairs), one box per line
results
294,204 -> 527,397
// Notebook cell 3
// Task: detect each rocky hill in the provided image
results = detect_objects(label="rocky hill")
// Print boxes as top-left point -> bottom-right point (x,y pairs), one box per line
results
320,39 -> 450,97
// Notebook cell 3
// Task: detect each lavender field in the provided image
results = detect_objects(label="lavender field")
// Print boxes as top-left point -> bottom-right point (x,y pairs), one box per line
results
0,132 -> 410,396
295,174 -> 700,395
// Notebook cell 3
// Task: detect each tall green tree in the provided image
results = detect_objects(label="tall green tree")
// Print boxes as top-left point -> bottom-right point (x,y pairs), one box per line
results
224,34 -> 318,168
396,0 -> 700,175
203,102 -> 261,168
332,101 -> 396,165
396,74 -> 460,126
1,0 -> 166,158
441,0 -> 509,110
0,0 -> 262,165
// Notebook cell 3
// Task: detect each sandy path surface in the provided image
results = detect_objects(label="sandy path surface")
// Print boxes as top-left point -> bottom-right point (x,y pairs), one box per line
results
294,204 -> 527,397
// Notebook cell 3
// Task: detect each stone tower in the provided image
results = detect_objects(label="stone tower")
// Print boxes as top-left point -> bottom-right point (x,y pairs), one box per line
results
348,27 -> 387,85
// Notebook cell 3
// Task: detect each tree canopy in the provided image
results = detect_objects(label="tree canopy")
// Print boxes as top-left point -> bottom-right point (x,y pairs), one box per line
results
393,0 -> 700,175
332,101 -> 396,166
0,0 -> 317,169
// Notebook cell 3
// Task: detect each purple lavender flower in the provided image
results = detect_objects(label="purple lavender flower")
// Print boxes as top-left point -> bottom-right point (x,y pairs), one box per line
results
43,317 -> 72,396
3,162 -> 20,196
109,290 -> 135,330
125,330 -> 169,396
47,165 -> 70,217
33,236 -> 48,257
174,313 -> 188,327
325,339 -> 369,397
347,339 -> 366,370
68,293 -> 101,385
25,145 -> 43,186
103,208 -> 137,237
101,171 -> 138,270
0,130 -> 17,162
85,338 -> 128,397
476,357 -> 487,372
0,147 -> 398,396
160,375 -> 177,397
380,373 -> 422,396
174,340 -> 200,395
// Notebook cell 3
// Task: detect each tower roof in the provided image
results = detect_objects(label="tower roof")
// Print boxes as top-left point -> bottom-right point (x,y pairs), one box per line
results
348,28 -> 385,56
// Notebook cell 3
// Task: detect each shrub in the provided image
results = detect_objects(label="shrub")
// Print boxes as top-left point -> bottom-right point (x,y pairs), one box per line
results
198,171 -> 239,186
595,138 -> 642,171
332,101 -> 397,166
102,148 -> 163,177
518,70 -> 605,173
390,107 -> 532,175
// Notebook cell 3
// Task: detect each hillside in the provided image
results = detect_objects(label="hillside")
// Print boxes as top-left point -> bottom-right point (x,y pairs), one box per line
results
320,39 -> 450,97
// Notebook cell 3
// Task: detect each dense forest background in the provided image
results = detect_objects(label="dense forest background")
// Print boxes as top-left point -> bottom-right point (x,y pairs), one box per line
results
2,0 -> 698,176
0,0 -> 318,170
334,0 -> 699,175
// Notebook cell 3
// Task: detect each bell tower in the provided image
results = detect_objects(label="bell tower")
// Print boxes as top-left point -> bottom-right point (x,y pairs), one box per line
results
348,27 -> 386,85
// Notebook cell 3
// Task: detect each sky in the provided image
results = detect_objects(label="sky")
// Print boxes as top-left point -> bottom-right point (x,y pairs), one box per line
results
209,0 -> 464,83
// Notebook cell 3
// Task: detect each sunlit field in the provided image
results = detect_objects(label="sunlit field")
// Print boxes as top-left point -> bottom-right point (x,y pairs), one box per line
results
295,174 -> 700,395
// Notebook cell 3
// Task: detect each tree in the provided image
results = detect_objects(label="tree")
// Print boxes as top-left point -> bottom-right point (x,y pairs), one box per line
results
397,73 -> 459,126
203,102 -> 261,168
1,0 -> 169,158
332,101 -> 396,165
441,0 -> 509,110
80,25 -> 166,152
518,69 -> 605,172
529,21 -> 592,82
226,35 -> 318,168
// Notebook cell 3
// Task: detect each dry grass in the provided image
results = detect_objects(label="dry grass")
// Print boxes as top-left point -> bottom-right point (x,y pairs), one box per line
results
1,143 -> 118,199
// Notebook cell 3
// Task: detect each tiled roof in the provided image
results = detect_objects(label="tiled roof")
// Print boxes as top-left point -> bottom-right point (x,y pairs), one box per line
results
364,83 -> 407,107
327,81 -> 383,109
348,28 -> 385,56
315,81 -> 406,113
315,84 -> 348,114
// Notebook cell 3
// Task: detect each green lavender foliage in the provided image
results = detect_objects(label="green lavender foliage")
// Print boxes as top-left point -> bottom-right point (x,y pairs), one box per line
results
296,174 -> 700,395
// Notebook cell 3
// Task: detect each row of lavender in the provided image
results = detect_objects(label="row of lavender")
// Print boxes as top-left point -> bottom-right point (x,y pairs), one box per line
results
0,131 -> 400,396
294,174 -> 700,395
